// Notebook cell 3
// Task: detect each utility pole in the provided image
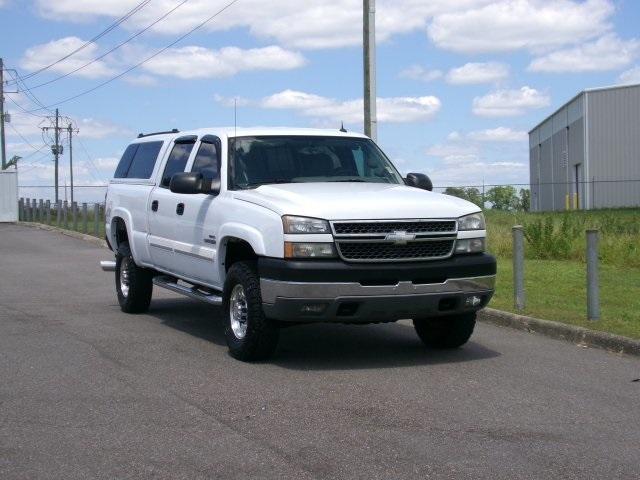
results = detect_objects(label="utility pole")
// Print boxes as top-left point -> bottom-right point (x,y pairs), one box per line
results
363,0 -> 377,141
1,58 -> 6,170
54,108 -> 59,202
67,123 -> 76,205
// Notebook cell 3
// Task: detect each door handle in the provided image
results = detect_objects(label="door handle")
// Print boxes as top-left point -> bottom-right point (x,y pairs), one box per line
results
176,203 -> 185,215
151,200 -> 159,212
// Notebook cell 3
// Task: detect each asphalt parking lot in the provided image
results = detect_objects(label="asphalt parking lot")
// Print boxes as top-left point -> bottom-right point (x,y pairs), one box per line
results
1,223 -> 639,479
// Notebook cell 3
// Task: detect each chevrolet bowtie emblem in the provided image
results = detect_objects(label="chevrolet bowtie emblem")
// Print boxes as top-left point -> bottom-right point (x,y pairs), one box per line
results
384,231 -> 416,245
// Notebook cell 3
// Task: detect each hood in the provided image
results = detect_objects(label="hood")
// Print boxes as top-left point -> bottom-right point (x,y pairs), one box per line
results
232,182 -> 479,220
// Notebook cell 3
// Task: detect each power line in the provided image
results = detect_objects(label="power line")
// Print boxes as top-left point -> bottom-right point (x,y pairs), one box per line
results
6,94 -> 47,118
24,0 -> 241,113
7,123 -> 41,151
9,1 -> 152,84
28,0 -> 191,91
76,137 -> 103,183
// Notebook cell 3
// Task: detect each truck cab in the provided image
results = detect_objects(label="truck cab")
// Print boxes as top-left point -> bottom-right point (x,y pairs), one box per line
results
103,127 -> 496,361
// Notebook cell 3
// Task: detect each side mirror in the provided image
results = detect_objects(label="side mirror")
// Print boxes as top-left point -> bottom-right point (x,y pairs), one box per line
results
405,172 -> 433,191
170,172 -> 204,194
169,172 -> 221,195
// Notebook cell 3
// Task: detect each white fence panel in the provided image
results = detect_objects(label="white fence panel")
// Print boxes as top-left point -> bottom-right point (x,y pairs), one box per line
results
0,169 -> 18,222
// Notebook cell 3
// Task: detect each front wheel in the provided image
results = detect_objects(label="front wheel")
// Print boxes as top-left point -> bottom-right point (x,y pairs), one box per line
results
223,261 -> 279,361
413,312 -> 476,349
115,242 -> 153,313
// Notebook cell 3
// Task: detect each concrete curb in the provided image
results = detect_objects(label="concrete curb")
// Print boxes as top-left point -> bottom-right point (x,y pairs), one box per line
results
478,307 -> 640,357
18,222 -> 109,249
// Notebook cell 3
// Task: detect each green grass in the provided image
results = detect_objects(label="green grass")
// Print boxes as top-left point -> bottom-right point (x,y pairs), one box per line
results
485,208 -> 640,339
491,258 -> 640,339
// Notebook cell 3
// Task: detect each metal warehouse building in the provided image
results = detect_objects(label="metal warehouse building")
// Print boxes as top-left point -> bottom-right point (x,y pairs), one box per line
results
529,84 -> 640,211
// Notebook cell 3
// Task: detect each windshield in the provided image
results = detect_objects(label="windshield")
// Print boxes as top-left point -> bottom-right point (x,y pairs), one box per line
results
229,136 -> 404,189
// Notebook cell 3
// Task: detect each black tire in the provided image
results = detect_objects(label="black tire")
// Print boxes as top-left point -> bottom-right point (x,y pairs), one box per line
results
413,312 -> 476,349
223,261 -> 279,361
115,242 -> 153,314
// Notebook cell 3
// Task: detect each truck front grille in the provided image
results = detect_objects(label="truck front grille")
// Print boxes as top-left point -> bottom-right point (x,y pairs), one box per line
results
332,220 -> 456,235
330,219 -> 457,262
336,239 -> 455,262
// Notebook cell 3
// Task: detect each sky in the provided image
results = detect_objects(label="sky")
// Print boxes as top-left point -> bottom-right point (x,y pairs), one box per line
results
2,0 -> 640,202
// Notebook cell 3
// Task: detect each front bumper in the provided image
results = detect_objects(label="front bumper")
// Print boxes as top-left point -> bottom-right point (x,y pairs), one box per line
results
258,254 -> 496,322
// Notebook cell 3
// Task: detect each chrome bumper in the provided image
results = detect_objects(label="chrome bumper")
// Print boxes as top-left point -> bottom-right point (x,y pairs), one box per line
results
260,275 -> 495,304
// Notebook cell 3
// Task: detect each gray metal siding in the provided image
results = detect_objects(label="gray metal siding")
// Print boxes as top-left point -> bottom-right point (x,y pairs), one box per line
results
587,86 -> 640,208
568,118 -> 585,207
539,138 -> 554,211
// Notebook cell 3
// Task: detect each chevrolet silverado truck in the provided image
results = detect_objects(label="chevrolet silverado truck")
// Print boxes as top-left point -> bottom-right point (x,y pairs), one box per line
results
101,127 -> 496,361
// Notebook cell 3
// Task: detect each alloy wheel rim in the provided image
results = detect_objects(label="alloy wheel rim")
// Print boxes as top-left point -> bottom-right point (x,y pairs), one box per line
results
230,284 -> 248,339
120,257 -> 130,298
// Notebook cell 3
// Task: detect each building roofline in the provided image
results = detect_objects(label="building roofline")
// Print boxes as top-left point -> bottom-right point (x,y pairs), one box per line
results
528,83 -> 640,134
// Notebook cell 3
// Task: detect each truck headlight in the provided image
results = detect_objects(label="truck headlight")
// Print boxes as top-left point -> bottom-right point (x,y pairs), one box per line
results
455,238 -> 485,254
458,212 -> 485,230
284,242 -> 336,258
282,215 -> 330,234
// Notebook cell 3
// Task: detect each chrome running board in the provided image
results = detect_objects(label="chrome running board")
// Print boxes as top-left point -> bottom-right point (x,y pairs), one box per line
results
152,275 -> 222,306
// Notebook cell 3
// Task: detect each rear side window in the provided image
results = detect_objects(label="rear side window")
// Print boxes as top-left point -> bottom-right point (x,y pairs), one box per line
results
113,141 -> 163,179
114,144 -> 138,178
191,141 -> 219,181
127,141 -> 163,179
161,142 -> 195,187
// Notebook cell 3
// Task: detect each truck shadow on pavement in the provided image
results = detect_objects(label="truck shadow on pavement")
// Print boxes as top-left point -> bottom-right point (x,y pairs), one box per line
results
150,297 -> 501,370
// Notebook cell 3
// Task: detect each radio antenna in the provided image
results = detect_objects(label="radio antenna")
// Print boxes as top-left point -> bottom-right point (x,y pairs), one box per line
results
234,97 -> 237,138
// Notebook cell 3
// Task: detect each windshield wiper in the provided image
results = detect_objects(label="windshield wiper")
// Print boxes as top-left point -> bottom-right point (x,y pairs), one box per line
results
328,178 -> 368,182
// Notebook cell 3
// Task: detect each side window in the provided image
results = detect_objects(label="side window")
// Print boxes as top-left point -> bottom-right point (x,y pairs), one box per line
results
191,141 -> 219,181
126,141 -> 163,179
161,142 -> 195,187
114,144 -> 138,178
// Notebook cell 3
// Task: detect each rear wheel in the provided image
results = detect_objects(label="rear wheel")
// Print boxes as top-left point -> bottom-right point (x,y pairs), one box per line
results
413,313 -> 476,349
115,242 -> 153,313
223,261 -> 279,361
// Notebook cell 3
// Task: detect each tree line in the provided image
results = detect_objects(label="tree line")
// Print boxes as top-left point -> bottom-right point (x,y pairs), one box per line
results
444,186 -> 530,211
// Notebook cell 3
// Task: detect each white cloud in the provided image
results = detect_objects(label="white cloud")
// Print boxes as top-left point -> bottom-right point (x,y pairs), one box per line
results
428,157 -> 527,186
619,66 -> 640,85
123,74 -> 159,87
20,37 -> 115,78
467,127 -> 528,142
446,62 -> 509,85
399,65 -> 443,82
35,0 -> 493,50
528,34 -> 640,73
259,89 -> 441,124
213,94 -> 252,108
426,143 -> 477,158
76,118 -> 132,139
141,45 -> 306,79
428,0 -> 614,54
472,86 -> 550,117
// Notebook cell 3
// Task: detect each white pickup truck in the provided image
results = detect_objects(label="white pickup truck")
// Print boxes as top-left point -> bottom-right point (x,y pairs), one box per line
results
102,127 -> 495,361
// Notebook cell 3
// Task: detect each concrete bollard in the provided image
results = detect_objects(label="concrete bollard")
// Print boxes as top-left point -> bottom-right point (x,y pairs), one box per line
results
72,202 -> 78,231
93,203 -> 100,237
512,225 -> 525,311
82,203 -> 88,233
587,230 -> 600,321
46,200 -> 51,224
63,201 -> 68,229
